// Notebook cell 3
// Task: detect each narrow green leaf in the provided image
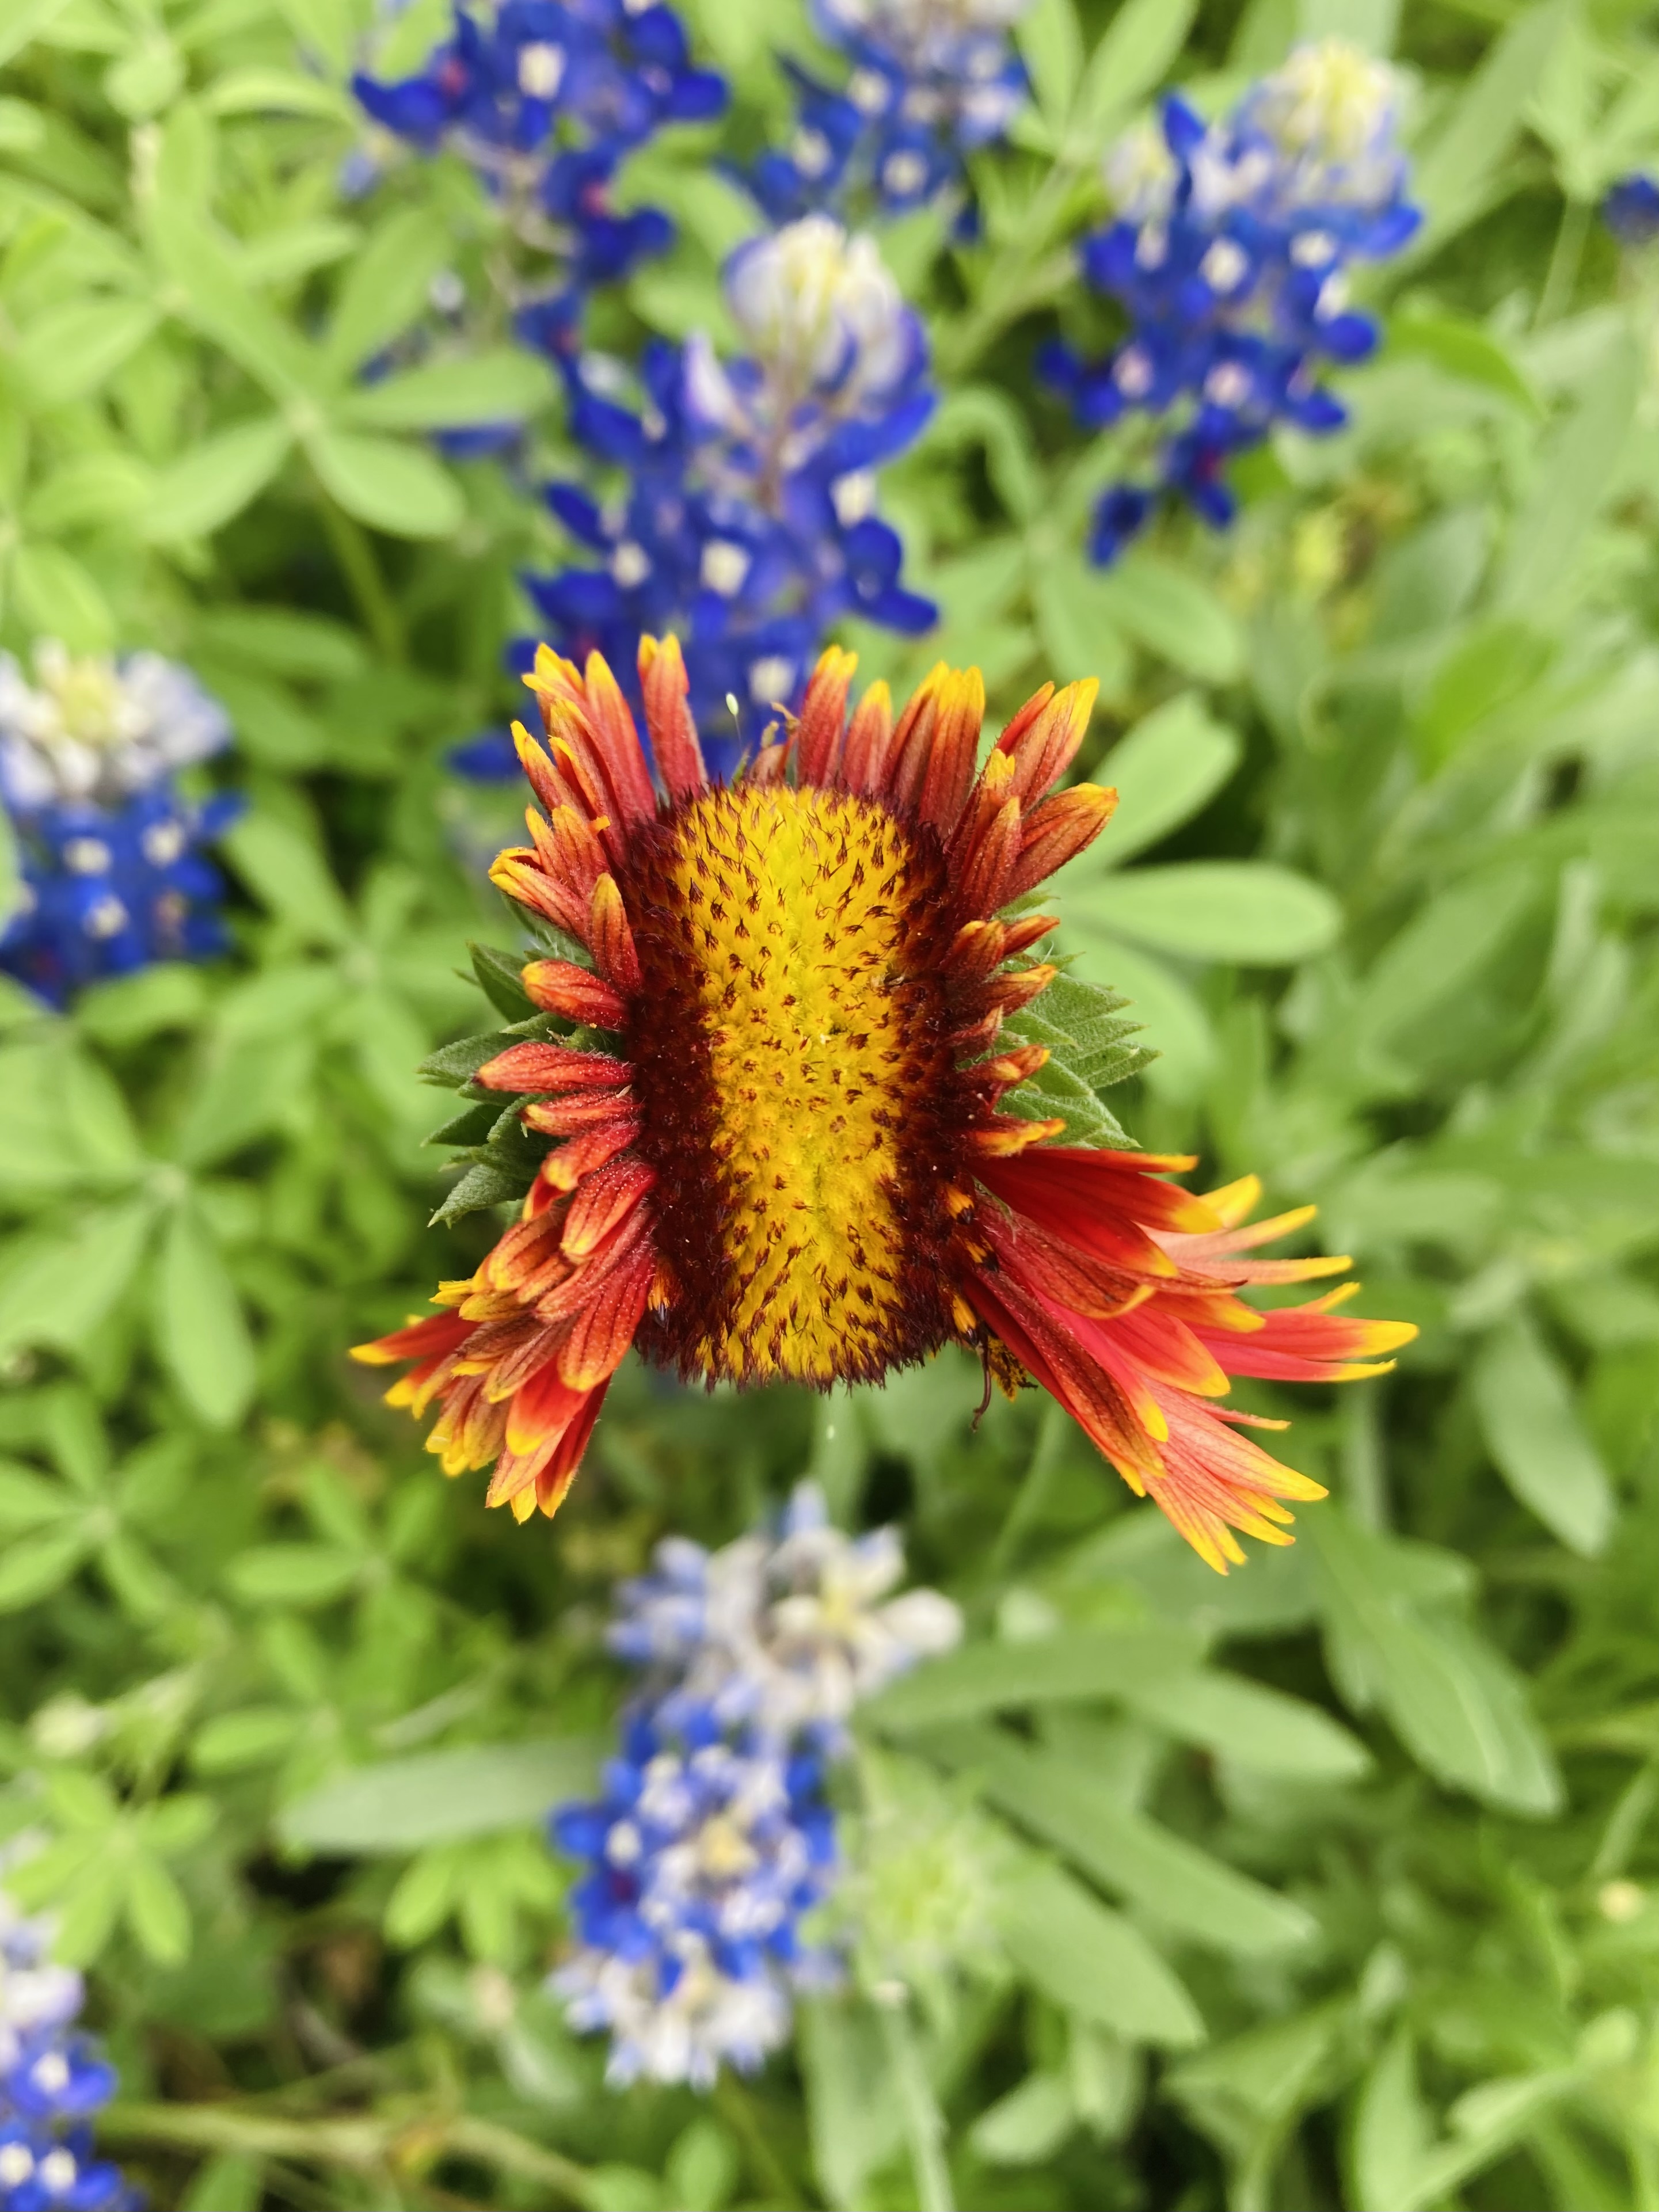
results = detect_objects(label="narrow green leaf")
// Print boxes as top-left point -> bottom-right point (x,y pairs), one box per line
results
997,1861 -> 1205,2047
324,205 -> 452,375
1071,0 -> 1199,152
16,295 -> 159,403
147,200 -> 325,402
124,1853 -> 192,1964
1410,2 -> 1566,249
142,417 -> 292,543
1083,695 -> 1243,868
865,1625 -> 1203,1730
307,430 -> 465,539
1124,1671 -> 1371,1781
278,1737 -> 604,1852
339,351 -> 555,432
1067,862 -> 1341,964
0,1522 -> 92,1612
153,1202 -> 257,1429
1494,330 -> 1641,614
12,543 -> 112,653
1472,1314 -> 1614,1556
222,812 -> 354,946
1094,551 -> 1245,682
0,1199 -> 155,1361
226,1544 -> 362,1606
935,1725 -> 1316,1957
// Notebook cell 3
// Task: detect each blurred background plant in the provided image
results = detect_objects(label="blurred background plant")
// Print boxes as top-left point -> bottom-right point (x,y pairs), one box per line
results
3,0 -> 1659,2207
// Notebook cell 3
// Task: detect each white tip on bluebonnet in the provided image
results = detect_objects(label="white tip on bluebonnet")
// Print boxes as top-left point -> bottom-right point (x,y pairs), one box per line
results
722,216 -> 918,398
0,642 -> 230,813
0,1889 -> 83,2077
607,1482 -> 961,1741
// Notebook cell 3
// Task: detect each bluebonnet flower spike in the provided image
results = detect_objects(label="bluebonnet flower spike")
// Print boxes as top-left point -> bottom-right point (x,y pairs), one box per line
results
0,643 -> 239,1007
351,2 -> 725,334
1,1867 -> 140,2212
550,1484 -> 958,2085
511,216 -> 938,776
1044,40 -> 1420,562
751,0 -> 1034,221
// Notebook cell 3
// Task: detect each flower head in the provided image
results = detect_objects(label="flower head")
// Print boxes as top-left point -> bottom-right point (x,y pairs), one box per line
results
609,1480 -> 961,1738
549,1715 -> 838,2087
1045,41 -> 1419,561
357,639 -> 1414,1573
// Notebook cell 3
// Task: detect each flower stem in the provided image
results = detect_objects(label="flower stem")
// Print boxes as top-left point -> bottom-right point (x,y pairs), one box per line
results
98,2100 -> 599,2208
316,491 -> 406,667
713,2074 -> 806,2209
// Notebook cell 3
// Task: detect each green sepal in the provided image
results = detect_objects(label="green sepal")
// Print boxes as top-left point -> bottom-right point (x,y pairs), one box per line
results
1003,972 -> 1153,1150
418,1029 -> 512,1090
424,1100 -> 501,1149
429,1159 -> 534,1228
468,942 -> 535,1022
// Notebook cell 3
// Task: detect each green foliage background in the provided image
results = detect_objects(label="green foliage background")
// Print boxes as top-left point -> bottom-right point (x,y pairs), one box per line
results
4,0 -> 1659,2206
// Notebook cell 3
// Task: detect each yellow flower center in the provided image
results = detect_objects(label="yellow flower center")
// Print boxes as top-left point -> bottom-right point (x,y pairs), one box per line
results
627,785 -> 961,1389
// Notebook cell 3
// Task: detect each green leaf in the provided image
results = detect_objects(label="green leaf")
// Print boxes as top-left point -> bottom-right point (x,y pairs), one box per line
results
0,1462 -> 74,1532
1350,2030 -> 1434,2212
1032,554 -> 1133,703
970,2073 -> 1075,2167
0,1522 -> 92,1612
339,350 -> 555,432
141,417 -> 292,543
153,1202 -> 257,1429
799,1996 -> 907,2212
935,1724 -> 1316,1958
865,1625 -> 1203,1730
1014,0 -> 1083,126
1094,551 -> 1245,683
1070,0 -> 1198,154
1124,1672 -> 1371,1781
1066,862 -> 1341,964
278,1738 -> 604,1852
124,1853 -> 192,1964
0,1198 -> 155,1361
1472,1312 -> 1614,1556
1410,2 -> 1566,250
1493,329 -> 1641,615
226,1544 -> 363,1607
0,0 -> 74,68
323,207 -> 452,376
76,964 -> 210,1045
1085,695 -> 1243,867
146,200 -> 324,403
11,542 -> 112,653
1390,310 -> 1540,415
222,812 -> 354,946
202,67 -> 352,120
1310,1510 -> 1561,1813
16,294 -> 159,403
307,430 -> 465,540
996,1860 -> 1205,2047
